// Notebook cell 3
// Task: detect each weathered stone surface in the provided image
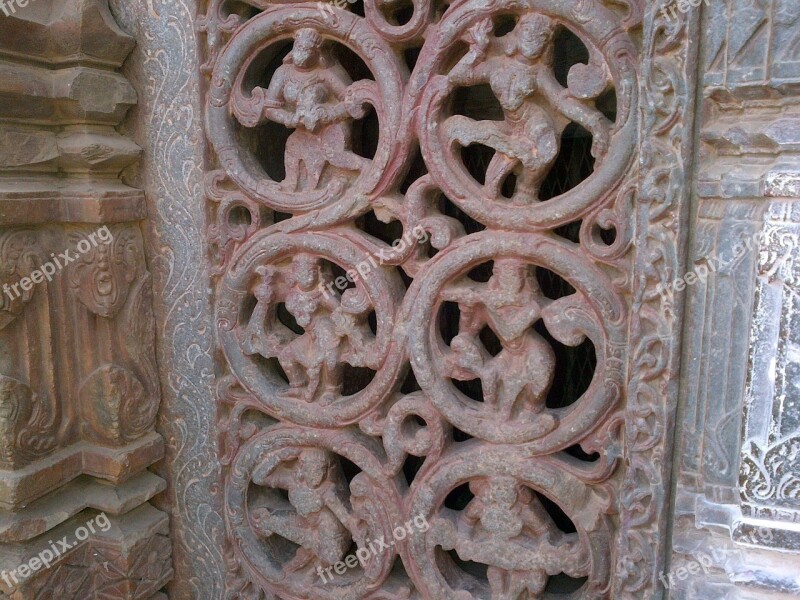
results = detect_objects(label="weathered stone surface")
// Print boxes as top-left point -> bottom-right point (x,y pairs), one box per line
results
0,0 -> 170,597
672,0 -> 800,597
109,0 -> 227,596
194,0 -> 690,598
10,0 -> 800,597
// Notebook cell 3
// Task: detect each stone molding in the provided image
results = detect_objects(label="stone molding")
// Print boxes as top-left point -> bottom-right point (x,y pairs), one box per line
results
0,0 -> 171,598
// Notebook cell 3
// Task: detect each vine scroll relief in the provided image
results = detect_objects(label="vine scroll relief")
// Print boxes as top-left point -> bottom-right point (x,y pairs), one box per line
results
201,0 -> 659,597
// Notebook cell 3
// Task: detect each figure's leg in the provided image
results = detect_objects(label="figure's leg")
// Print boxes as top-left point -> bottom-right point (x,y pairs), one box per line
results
304,364 -> 322,402
302,152 -> 327,190
515,121 -> 560,200
283,133 -> 303,191
322,125 -> 368,174
280,355 -> 307,396
481,366 -> 500,410
484,153 -> 519,197
498,383 -> 520,421
326,150 -> 368,174
487,567 -> 513,600
320,360 -> 343,405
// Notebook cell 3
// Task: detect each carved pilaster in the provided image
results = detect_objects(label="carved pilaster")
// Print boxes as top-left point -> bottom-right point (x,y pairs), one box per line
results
673,0 -> 800,597
0,0 -> 171,597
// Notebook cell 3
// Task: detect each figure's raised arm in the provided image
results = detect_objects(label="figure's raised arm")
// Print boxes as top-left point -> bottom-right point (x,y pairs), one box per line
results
538,71 -> 611,159
448,18 -> 494,86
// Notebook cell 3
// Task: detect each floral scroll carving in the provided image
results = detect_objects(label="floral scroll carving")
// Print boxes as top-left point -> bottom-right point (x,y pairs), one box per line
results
0,230 -> 42,330
203,0 -> 645,596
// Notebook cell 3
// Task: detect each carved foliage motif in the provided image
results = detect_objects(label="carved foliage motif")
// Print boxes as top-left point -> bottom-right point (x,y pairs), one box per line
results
203,0 -> 647,597
0,373 -> 62,469
740,207 -> 800,518
615,1 -> 696,598
78,364 -> 154,444
0,224 -> 158,471
68,225 -> 141,319
0,230 -> 41,330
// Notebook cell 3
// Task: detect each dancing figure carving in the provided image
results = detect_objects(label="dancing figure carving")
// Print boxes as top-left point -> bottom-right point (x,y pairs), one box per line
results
442,259 -> 557,432
444,14 -> 612,203
235,28 -> 370,192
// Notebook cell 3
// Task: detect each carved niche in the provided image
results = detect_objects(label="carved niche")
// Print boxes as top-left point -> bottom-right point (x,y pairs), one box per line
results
199,0 -> 685,597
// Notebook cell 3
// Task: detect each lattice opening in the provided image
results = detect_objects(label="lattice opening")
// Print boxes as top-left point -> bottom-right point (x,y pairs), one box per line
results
534,321 -> 597,410
341,365 -> 376,395
277,302 -> 304,335
437,194 -> 485,234
539,123 -> 596,201
553,26 -> 589,88
444,482 -> 474,510
222,0 -> 261,21
564,443 -> 600,463
402,453 -> 425,486
546,574 -> 590,593
381,0 -> 415,25
357,210 -> 405,246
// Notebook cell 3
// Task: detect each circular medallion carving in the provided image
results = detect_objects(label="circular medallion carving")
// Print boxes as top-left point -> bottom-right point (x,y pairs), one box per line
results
208,7 -> 409,213
404,232 -> 625,448
218,231 -> 406,427
409,0 -> 637,230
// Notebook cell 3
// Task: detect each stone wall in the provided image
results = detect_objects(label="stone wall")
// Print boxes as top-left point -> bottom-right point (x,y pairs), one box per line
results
671,0 -> 800,597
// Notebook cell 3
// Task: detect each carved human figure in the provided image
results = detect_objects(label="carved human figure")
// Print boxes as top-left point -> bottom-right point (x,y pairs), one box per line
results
430,476 -> 588,598
279,255 -> 344,402
259,28 -> 370,191
331,287 -> 381,370
444,14 -> 611,202
250,448 -> 353,573
240,254 -> 378,404
442,259 -> 556,431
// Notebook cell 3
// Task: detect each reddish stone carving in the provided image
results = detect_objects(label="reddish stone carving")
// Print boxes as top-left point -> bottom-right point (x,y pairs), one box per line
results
204,0 -> 640,597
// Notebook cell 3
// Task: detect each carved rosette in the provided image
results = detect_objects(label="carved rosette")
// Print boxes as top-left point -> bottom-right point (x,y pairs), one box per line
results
204,0 -> 643,596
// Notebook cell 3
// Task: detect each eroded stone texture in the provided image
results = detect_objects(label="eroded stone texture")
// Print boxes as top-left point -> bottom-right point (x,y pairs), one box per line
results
198,0 -> 691,598
0,1 -> 171,598
672,0 -> 800,597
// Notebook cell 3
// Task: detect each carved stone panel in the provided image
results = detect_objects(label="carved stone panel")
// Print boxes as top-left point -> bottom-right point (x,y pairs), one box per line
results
196,0 -> 693,598
670,0 -> 800,596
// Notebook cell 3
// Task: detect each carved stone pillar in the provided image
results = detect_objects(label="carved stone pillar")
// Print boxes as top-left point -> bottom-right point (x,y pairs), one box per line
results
0,1 -> 171,598
672,0 -> 800,597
